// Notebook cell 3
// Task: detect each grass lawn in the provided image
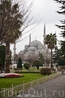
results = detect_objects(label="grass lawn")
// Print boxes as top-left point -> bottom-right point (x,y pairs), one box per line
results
22,67 -> 42,72
0,73 -> 44,91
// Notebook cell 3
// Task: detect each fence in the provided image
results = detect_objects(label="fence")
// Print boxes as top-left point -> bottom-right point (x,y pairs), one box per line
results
0,72 -> 61,98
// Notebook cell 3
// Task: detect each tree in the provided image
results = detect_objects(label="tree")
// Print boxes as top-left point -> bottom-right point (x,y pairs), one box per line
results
24,62 -> 30,70
24,54 -> 39,65
54,0 -> 65,58
58,58 -> 65,67
45,33 -> 57,68
32,60 -> 43,70
39,53 -> 45,64
0,0 -> 32,72
53,46 -> 62,64
0,45 -> 5,67
61,41 -> 65,58
45,58 -> 51,67
17,58 -> 22,69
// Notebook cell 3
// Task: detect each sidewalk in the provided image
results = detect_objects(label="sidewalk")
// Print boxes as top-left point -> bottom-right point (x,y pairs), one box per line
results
15,75 -> 65,98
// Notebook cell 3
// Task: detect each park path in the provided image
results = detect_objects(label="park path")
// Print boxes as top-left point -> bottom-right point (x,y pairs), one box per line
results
14,75 -> 65,98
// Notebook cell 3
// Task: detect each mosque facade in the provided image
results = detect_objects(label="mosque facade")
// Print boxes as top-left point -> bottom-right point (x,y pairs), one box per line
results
18,24 -> 51,61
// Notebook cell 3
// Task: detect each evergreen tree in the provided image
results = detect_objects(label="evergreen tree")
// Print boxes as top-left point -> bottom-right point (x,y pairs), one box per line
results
0,45 -> 5,66
24,62 -> 30,70
53,46 -> 63,65
17,58 -> 22,68
54,0 -> 65,58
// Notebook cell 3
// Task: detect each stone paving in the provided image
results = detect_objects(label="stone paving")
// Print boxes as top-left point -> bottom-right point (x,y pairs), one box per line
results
13,75 -> 65,98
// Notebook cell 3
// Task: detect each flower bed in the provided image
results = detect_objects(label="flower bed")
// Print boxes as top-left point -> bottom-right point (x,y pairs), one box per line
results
0,73 -> 24,78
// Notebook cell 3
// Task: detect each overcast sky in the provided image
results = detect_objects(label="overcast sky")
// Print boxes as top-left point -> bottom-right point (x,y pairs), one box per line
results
10,0 -> 64,55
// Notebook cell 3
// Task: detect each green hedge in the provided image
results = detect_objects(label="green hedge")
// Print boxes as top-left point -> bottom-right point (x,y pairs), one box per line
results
40,68 -> 51,75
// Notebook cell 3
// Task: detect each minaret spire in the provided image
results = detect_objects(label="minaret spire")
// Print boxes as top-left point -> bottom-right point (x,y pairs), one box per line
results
43,23 -> 46,45
29,33 -> 31,44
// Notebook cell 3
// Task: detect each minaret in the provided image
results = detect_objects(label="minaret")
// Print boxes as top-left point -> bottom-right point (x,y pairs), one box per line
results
43,23 -> 46,46
29,34 -> 31,44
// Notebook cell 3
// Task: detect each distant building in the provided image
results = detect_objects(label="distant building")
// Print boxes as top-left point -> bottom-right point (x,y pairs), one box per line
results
18,24 -> 51,61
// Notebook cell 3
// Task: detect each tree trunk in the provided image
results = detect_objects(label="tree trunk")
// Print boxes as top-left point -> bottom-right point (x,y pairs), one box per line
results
51,48 -> 53,68
48,44 -> 53,68
5,42 -> 10,73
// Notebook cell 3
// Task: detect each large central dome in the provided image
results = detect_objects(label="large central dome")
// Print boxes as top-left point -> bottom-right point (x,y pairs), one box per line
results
30,40 -> 42,47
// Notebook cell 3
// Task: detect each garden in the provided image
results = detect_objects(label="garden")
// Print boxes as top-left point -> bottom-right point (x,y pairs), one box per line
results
0,73 -> 44,91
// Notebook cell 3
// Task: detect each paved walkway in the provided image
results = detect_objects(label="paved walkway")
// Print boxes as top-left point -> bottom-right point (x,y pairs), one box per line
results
15,75 -> 65,98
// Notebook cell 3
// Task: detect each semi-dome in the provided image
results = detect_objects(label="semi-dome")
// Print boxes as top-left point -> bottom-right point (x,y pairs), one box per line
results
27,47 -> 36,51
26,51 -> 34,54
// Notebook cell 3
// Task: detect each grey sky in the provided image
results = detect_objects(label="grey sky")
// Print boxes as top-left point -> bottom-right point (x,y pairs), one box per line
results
10,0 -> 64,54
27,0 -> 63,24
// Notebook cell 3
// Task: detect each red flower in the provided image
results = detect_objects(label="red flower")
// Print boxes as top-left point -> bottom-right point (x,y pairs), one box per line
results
0,73 -> 24,78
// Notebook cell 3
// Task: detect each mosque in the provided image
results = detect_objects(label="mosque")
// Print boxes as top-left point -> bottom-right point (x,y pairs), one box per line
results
18,24 -> 51,61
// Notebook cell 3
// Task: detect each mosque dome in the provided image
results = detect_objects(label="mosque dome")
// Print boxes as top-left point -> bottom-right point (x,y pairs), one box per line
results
30,40 -> 42,47
27,47 -> 36,51
26,51 -> 34,54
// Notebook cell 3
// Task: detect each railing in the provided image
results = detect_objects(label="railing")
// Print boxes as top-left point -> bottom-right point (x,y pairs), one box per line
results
0,72 -> 61,98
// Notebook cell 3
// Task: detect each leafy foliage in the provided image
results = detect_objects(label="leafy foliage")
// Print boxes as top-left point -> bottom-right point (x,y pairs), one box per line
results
24,62 -> 30,70
32,60 -> 43,69
0,45 -> 5,66
0,0 -> 23,72
0,0 -> 31,72
39,53 -> 45,64
58,58 -> 65,66
54,0 -> 65,58
61,41 -> 65,58
45,33 -> 57,68
0,0 -> 23,43
45,33 -> 57,48
17,58 -> 22,68
53,47 -> 61,63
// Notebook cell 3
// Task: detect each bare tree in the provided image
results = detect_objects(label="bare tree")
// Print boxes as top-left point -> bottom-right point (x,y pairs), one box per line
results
45,57 -> 51,67
24,54 -> 39,65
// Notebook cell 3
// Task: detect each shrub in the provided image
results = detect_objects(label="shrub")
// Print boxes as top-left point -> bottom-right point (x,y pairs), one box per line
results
51,68 -> 55,71
51,68 -> 56,72
57,68 -> 62,71
40,68 -> 51,75
58,58 -> 65,66
17,58 -> 22,69
24,62 -> 30,70
32,60 -> 43,69
60,66 -> 65,69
